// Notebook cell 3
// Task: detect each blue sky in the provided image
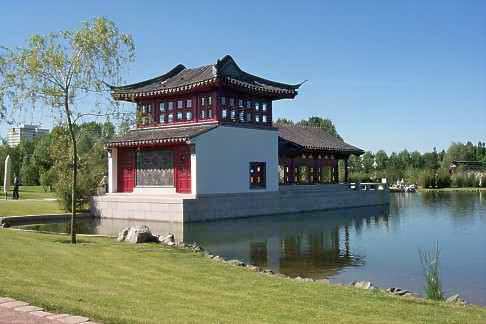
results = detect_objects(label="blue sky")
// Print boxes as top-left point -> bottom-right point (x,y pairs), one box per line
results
1,0 -> 485,153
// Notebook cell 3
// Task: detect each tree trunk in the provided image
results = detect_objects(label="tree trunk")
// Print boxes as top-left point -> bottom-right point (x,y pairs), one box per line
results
64,94 -> 77,244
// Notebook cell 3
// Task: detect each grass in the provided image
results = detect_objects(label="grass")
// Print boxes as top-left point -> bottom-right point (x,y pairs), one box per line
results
0,186 -> 63,217
0,200 -> 64,216
0,185 -> 56,200
418,187 -> 486,192
0,230 -> 485,324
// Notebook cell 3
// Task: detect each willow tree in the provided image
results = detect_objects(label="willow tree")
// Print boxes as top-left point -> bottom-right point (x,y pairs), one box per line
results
0,17 -> 135,243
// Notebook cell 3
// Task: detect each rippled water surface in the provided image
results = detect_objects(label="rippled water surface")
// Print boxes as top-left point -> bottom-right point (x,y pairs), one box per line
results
20,192 -> 486,305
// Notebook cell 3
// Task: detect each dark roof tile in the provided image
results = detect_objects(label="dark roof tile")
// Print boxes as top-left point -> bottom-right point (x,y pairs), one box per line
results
109,55 -> 303,99
107,124 -> 218,147
277,124 -> 364,155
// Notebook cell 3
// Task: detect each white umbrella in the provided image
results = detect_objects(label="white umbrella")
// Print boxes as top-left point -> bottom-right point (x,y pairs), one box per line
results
3,155 -> 10,197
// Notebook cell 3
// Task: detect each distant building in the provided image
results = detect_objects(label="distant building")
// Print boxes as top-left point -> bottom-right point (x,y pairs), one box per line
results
449,160 -> 486,174
7,124 -> 49,147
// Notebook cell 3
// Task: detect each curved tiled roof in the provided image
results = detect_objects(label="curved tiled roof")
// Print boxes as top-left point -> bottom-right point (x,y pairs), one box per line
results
109,55 -> 303,100
106,124 -> 218,148
277,124 -> 364,155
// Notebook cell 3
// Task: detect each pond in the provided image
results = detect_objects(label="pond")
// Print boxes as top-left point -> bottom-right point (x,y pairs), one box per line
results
17,191 -> 486,305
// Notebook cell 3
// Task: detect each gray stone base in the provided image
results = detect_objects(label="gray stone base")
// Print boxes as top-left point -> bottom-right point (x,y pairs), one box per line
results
91,184 -> 389,223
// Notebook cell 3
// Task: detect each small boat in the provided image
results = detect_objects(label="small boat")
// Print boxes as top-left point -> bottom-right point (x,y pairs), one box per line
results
389,183 -> 416,193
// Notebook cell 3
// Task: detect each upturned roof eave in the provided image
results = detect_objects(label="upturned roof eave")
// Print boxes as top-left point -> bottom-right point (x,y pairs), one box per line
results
108,55 -> 303,100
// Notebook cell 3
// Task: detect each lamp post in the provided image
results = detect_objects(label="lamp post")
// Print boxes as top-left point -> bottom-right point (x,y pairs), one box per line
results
3,155 -> 11,200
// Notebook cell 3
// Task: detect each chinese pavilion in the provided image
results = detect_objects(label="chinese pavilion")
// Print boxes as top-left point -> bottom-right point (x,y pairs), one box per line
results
105,55 -> 364,197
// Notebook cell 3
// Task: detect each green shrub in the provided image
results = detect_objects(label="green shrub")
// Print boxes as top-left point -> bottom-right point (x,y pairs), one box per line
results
451,174 -> 465,187
349,171 -> 372,183
436,169 -> 451,188
419,242 -> 444,301
464,173 -> 475,187
404,167 -> 420,185
418,169 -> 435,188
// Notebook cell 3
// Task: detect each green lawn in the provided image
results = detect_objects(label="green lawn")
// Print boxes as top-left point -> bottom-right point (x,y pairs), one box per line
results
0,230 -> 484,324
0,185 -> 56,200
0,186 -> 63,217
0,200 -> 64,216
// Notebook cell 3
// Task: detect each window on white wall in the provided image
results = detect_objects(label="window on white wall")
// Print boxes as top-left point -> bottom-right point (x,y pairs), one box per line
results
250,162 -> 266,189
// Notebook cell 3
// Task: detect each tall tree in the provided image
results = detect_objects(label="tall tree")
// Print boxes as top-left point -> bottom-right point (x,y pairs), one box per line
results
274,118 -> 294,125
297,117 -> 342,139
0,17 -> 134,243
361,151 -> 375,173
375,150 -> 388,170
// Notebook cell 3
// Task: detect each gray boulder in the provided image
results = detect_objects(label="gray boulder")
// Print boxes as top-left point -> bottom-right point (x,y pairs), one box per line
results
316,279 -> 331,284
353,281 -> 376,290
212,255 -> 224,262
446,294 -> 466,304
387,287 -> 409,296
117,227 -> 129,241
159,233 -> 176,246
124,225 -> 155,243
246,265 -> 260,272
227,259 -> 245,267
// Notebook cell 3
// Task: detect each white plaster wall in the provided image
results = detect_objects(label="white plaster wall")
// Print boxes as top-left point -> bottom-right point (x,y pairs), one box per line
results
108,148 -> 117,193
192,126 -> 278,194
190,145 -> 197,195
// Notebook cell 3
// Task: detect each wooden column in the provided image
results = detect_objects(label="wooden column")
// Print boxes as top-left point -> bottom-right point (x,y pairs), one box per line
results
333,164 -> 338,183
344,158 -> 349,183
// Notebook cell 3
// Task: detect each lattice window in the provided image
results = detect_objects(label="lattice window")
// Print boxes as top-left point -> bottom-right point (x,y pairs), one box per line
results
136,150 -> 174,186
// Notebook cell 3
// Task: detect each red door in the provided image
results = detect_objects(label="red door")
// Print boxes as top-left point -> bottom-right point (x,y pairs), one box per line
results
175,146 -> 191,193
118,149 -> 135,192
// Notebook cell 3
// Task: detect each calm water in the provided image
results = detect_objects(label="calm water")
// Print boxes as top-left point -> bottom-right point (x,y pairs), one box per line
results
18,192 -> 486,305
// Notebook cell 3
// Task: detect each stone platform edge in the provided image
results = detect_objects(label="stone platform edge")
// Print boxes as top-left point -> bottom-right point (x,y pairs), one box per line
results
91,185 -> 389,223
